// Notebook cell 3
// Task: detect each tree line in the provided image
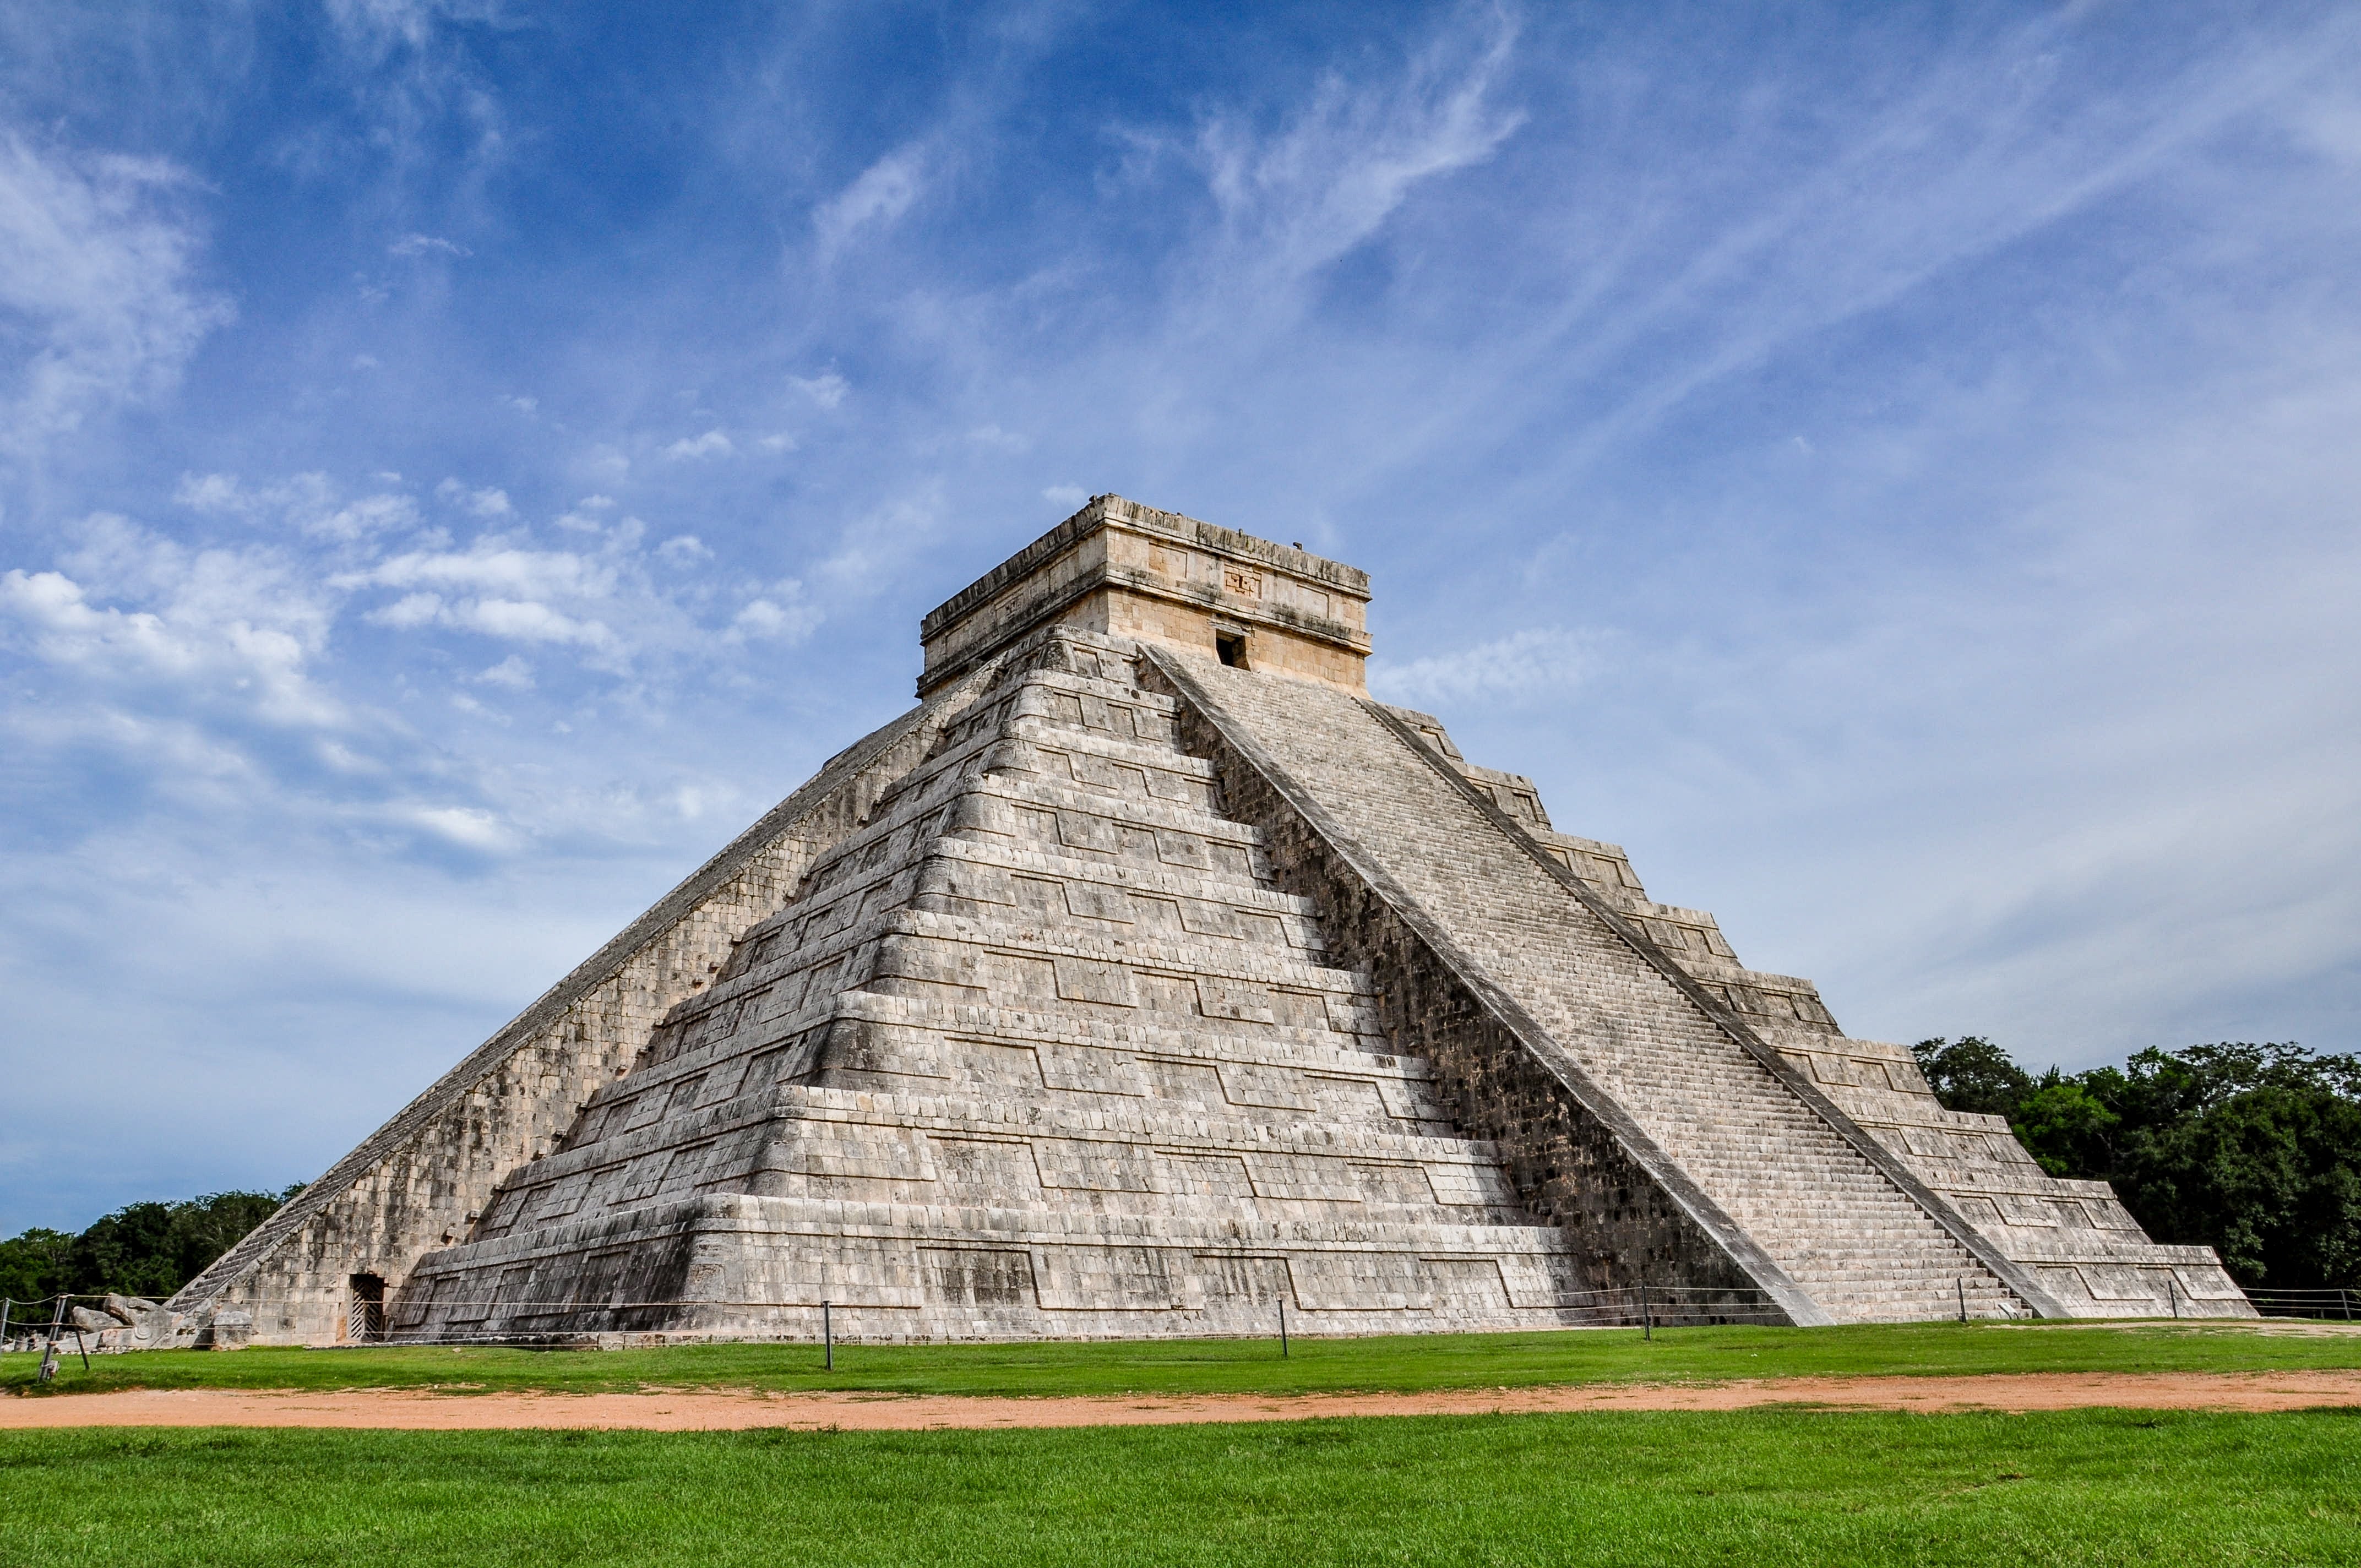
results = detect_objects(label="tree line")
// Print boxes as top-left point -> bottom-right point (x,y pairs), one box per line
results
1912,1038 -> 2359,1291
0,1188 -> 301,1305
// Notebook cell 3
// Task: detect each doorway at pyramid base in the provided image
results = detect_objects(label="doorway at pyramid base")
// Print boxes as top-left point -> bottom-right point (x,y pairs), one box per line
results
387,623 -> 1761,1346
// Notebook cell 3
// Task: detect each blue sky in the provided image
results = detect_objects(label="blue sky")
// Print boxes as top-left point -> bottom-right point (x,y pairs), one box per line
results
4,1 -> 2358,1233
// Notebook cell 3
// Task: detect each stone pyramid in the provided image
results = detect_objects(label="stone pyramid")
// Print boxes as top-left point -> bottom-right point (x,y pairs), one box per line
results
173,497 -> 2249,1346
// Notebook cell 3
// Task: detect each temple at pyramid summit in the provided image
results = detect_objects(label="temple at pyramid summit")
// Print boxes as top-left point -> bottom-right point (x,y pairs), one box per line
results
170,496 -> 2251,1346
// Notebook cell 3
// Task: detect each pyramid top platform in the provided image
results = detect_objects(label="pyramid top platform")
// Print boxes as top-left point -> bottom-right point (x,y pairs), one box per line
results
918,494 -> 1372,696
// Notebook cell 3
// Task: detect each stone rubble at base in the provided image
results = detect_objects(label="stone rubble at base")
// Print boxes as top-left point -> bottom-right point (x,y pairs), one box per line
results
0,1295 -> 181,1355
165,496 -> 2252,1346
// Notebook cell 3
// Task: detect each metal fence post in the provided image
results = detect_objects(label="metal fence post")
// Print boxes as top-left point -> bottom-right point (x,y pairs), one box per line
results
1956,1278 -> 1967,1323
37,1296 -> 65,1384
822,1300 -> 833,1371
2168,1277 -> 2179,1319
1640,1279 -> 1652,1342
1,1298 -> 11,1352
1279,1297 -> 1288,1359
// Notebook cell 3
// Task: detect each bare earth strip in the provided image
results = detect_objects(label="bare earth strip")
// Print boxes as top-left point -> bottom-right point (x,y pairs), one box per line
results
7,1372 -> 2361,1431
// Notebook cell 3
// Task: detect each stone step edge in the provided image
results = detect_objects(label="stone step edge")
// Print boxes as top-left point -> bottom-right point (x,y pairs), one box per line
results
875,907 -> 1380,995
789,764 -> 1270,919
605,990 -> 1416,1112
783,816 -> 1281,961
524,1077 -> 1513,1189
415,1191 -> 1585,1278
1003,711 -> 1216,778
780,720 -> 1256,915
966,770 -> 1270,845
840,994 -> 1415,1075
917,833 -> 1319,919
666,896 -> 1377,1038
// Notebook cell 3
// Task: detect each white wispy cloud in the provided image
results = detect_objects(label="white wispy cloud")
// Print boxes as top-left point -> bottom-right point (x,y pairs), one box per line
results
325,0 -> 494,54
389,231 -> 470,258
0,518 -> 340,727
729,594 -> 819,644
177,471 -> 422,542
1433,9 -> 2361,482
790,371 -> 848,409
398,802 -> 512,851
813,488 -> 944,597
368,590 -> 443,628
1372,627 -> 1602,710
339,540 -> 616,601
662,429 -> 733,459
434,478 -> 512,516
966,423 -> 1028,452
1190,7 -> 1524,291
814,146 -> 925,259
475,654 -> 532,689
0,134 -> 233,454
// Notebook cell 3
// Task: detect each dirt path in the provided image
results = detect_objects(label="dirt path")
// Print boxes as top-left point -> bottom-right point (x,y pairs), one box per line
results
7,1371 -> 2361,1431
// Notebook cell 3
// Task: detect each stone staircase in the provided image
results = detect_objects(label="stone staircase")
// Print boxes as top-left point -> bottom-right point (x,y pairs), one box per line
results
1162,652 -> 2028,1324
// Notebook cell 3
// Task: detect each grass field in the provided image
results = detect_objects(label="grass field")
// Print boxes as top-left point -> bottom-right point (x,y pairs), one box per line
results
6,1319 -> 2358,1400
2,1408 -> 2355,1566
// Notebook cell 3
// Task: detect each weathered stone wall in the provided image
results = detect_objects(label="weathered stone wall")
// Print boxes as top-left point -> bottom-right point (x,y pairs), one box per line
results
918,496 -> 1371,696
1095,585 -> 1369,693
170,677 -> 996,1344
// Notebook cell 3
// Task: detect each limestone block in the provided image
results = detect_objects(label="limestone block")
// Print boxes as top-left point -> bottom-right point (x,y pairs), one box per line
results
1197,979 -> 1276,1025
1053,957 -> 1137,1007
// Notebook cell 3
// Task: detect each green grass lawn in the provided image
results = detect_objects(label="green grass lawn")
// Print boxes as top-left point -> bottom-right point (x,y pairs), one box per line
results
5,1320 -> 2358,1400
3,1409 -> 2355,1567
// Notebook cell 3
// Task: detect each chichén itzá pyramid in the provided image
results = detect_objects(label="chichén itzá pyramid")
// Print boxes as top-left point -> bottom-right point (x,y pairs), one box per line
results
167,497 -> 2251,1345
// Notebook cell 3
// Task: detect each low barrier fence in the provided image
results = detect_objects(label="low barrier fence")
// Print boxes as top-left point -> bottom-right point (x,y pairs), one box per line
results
9,1280 -> 2340,1365
2243,1287 -> 2357,1322
0,1280 -> 2083,1360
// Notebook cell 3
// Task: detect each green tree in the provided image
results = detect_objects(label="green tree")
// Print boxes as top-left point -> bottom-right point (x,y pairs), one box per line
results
1,1185 -> 302,1305
159,1189 -> 293,1289
1911,1037 -> 2034,1118
2010,1074 -> 2119,1178
2110,1081 -> 2361,1288
1913,1035 -> 2360,1292
0,1228 -> 73,1304
64,1201 -> 181,1298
